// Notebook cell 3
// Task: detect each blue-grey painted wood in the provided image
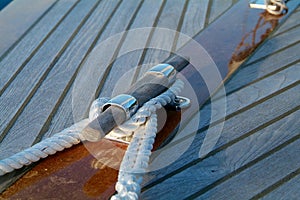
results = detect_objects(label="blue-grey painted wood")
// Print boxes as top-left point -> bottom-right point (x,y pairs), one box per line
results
0,0 -> 57,57
0,0 -> 99,159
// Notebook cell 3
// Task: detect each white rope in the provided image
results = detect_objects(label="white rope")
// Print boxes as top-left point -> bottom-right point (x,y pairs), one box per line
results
0,79 -> 184,189
0,119 -> 89,176
111,80 -> 184,200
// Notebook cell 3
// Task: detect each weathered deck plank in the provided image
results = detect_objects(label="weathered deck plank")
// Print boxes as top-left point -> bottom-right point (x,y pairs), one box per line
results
221,42 -> 300,98
0,0 -> 57,57
39,0 -> 122,139
176,0 -> 209,42
97,0 -> 165,98
0,0 -> 99,158
142,104 -> 300,199
197,62 -> 300,132
140,4 -> 300,198
273,8 -> 300,36
0,0 -> 78,94
208,0 -> 234,24
260,173 -> 300,200
196,137 -> 300,200
246,25 -> 300,64
142,81 -> 300,192
140,10 -> 300,186
0,0 -> 121,156
0,1 -> 299,199
136,0 -> 187,77
44,0 -> 145,137
175,1 -> 210,50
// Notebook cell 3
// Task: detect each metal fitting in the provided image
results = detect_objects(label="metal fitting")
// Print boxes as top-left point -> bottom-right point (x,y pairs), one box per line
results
101,94 -> 138,119
146,63 -> 176,84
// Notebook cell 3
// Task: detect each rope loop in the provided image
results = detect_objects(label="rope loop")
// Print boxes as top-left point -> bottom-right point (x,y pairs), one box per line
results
0,78 -> 187,200
111,80 -> 185,199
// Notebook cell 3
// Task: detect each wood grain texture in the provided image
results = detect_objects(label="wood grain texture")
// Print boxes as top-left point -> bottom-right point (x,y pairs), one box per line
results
0,0 -> 57,57
197,62 -> 300,133
40,0 -> 121,139
0,0 -> 121,158
175,0 -> 210,50
260,173 -> 300,200
44,0 -> 145,137
208,0 -> 233,24
196,137 -> 300,200
181,0 -> 210,35
142,82 -> 300,193
140,6 -> 300,198
0,0 -> 78,94
0,1 -> 299,199
44,0 -> 239,139
97,0 -> 164,98
0,0 -> 99,158
137,0 -> 187,77
142,107 -> 300,199
221,42 -> 300,99
273,8 -> 300,37
246,25 -> 300,64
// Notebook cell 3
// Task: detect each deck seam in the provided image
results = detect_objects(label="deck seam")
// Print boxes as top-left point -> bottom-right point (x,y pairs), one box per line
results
43,0 -> 154,138
203,0 -> 213,28
170,0 -> 190,54
130,0 -> 167,85
205,0 -> 236,27
31,0 -> 112,144
0,0 -> 59,61
143,105 -> 300,191
184,133 -> 300,199
162,79 -> 300,154
94,0 -> 145,101
0,0 -> 100,143
37,0 -> 124,140
242,39 -> 300,68
220,58 -> 300,100
271,23 -> 300,39
0,0 -> 81,96
267,4 -> 300,38
199,80 -> 300,139
250,167 -> 300,199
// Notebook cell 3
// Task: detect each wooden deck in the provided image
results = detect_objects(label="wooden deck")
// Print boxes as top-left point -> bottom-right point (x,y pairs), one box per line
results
0,0 -> 299,199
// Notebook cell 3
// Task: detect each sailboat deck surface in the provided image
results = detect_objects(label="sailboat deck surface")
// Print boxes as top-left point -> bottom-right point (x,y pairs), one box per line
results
0,0 -> 299,199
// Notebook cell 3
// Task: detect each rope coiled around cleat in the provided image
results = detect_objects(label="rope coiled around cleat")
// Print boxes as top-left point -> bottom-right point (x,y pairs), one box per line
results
0,79 -> 184,200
